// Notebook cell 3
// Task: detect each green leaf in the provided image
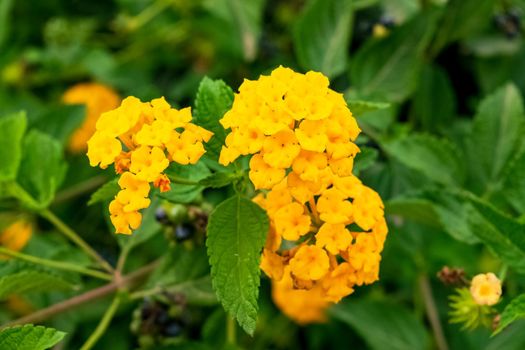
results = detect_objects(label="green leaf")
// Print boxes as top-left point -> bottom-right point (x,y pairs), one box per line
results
384,133 -> 465,186
0,268 -> 73,300
353,146 -> 378,175
199,172 -> 238,188
330,300 -> 429,350
350,11 -> 438,102
346,99 -> 390,117
497,149 -> 525,214
466,195 -> 525,273
494,294 -> 525,335
386,190 -> 479,243
431,0 -> 496,55
0,0 -> 13,50
31,104 -> 86,147
160,162 -> 212,204
206,195 -> 269,335
0,325 -> 66,350
16,130 -> 67,209
293,0 -> 353,78
466,83 -> 525,195
146,245 -> 210,288
411,64 -> 457,132
193,77 -> 234,161
88,179 -> 119,206
226,0 -> 265,61
0,112 -> 27,182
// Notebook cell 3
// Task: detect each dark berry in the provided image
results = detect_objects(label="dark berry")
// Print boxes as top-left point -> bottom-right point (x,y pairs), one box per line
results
174,223 -> 195,242
155,309 -> 170,325
155,207 -> 170,224
162,320 -> 184,337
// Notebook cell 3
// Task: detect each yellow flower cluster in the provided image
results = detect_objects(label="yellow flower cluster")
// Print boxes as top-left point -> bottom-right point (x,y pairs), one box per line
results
470,273 -> 502,306
63,83 -> 120,153
218,66 -> 388,321
87,96 -> 213,234
0,220 -> 32,254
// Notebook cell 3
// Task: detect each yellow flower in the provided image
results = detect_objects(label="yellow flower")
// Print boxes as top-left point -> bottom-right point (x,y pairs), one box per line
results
63,83 -> 120,153
0,220 -> 32,253
295,120 -> 328,152
289,245 -> 329,281
248,154 -> 285,190
316,188 -> 353,224
260,249 -> 284,281
262,130 -> 301,169
86,131 -> 122,169
109,200 -> 142,235
87,96 -> 212,234
273,203 -> 311,241
470,273 -> 502,306
321,262 -> 355,303
292,150 -> 328,182
272,267 -> 329,325
130,146 -> 169,182
219,66 -> 387,308
315,223 -> 352,255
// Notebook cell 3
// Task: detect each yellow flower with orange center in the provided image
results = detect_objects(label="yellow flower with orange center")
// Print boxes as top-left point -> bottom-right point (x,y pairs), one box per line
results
470,273 -> 502,306
87,96 -> 213,234
225,67 -> 388,320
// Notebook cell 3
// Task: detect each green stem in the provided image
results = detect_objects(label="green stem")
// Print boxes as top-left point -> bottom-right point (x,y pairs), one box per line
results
227,316 -> 237,345
0,247 -> 112,281
128,0 -> 172,31
79,294 -> 122,350
116,245 -> 131,274
40,209 -> 115,274
166,175 -> 200,186
52,176 -> 107,205
418,274 -> 449,350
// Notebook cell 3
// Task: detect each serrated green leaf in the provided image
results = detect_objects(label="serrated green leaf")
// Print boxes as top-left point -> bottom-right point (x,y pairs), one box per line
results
206,195 -> 269,335
330,300 -> 429,350
0,111 -> 27,182
16,130 -> 67,209
88,179 -> 119,206
0,269 -> 73,300
350,10 -> 438,102
497,149 -> 525,213
160,162 -> 211,204
193,77 -> 234,161
293,0 -> 353,78
411,64 -> 456,132
31,104 -> 86,147
466,195 -> 525,272
494,294 -> 525,335
0,325 -> 66,350
346,99 -> 390,117
466,83 -> 525,195
384,134 -> 465,186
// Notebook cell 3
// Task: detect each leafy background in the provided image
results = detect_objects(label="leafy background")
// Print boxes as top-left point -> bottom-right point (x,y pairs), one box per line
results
2,0 -> 525,349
